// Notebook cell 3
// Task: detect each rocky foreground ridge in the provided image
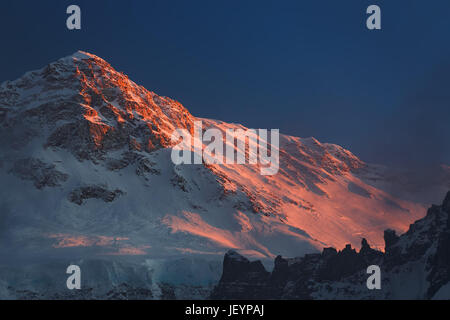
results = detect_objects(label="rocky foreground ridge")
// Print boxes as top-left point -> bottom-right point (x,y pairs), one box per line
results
211,191 -> 450,300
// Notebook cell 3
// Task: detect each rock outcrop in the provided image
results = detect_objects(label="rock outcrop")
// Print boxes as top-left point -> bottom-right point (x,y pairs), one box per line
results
212,192 -> 450,300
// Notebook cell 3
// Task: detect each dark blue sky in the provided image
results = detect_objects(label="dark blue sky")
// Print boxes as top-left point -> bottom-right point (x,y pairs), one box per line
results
1,0 -> 449,168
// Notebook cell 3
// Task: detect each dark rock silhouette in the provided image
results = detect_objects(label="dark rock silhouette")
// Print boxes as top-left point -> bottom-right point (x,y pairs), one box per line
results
212,191 -> 450,300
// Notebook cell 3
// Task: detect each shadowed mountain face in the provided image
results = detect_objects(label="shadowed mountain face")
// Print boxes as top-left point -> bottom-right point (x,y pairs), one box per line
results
0,52 -> 448,299
211,192 -> 450,300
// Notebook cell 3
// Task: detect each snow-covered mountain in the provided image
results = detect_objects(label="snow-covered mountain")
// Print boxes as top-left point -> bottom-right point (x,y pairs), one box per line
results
0,51 -> 448,298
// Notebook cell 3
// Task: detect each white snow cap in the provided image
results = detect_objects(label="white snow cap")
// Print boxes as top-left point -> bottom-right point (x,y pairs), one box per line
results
56,51 -> 101,65
71,50 -> 98,60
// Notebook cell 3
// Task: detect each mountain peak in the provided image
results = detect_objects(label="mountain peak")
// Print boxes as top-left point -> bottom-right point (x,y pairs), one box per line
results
0,50 -> 195,159
72,50 -> 97,59
58,50 -> 107,65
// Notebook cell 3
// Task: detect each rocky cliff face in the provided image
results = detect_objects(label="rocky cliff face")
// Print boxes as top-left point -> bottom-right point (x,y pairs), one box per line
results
211,192 -> 450,300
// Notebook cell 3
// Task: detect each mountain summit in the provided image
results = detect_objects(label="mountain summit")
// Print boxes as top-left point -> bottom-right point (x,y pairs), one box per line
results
0,51 -> 442,264
0,51 -> 194,160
